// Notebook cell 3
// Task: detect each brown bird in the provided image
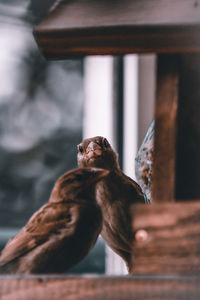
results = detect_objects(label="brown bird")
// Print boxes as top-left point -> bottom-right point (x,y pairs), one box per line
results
77,136 -> 147,273
0,167 -> 109,274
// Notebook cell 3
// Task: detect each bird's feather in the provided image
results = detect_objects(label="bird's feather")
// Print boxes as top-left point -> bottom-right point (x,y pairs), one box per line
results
0,201 -> 77,267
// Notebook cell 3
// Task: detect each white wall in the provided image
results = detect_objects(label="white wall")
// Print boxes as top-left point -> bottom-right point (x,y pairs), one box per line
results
84,56 -> 127,275
83,56 -> 114,143
83,54 -> 155,275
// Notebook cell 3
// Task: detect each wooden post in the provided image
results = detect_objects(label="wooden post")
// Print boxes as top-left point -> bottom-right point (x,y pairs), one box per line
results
176,54 -> 200,200
152,54 -> 200,202
131,55 -> 200,274
152,54 -> 179,202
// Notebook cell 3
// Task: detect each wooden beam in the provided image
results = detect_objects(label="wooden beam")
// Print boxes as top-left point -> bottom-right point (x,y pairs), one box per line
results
176,54 -> 200,200
152,55 -> 179,202
1,274 -> 200,299
33,0 -> 200,59
131,201 -> 200,274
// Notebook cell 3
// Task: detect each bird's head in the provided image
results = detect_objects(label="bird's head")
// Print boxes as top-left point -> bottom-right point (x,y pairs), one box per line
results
77,136 -> 119,171
50,167 -> 109,202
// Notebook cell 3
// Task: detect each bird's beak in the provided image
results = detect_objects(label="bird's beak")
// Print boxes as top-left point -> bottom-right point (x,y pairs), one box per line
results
90,168 -> 110,183
86,142 -> 102,159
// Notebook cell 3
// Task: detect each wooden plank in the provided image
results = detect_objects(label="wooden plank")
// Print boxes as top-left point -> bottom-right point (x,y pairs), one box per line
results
0,275 -> 200,300
33,0 -> 200,59
131,201 -> 200,274
34,26 -> 200,59
35,0 -> 200,29
152,55 -> 179,202
176,54 -> 200,200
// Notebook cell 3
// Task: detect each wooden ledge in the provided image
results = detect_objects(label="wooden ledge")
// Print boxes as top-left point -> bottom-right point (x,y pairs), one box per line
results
33,0 -> 200,59
131,201 -> 200,274
1,274 -> 200,300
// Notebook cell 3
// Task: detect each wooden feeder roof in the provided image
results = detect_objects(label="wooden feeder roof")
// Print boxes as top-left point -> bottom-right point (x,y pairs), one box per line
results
33,0 -> 200,60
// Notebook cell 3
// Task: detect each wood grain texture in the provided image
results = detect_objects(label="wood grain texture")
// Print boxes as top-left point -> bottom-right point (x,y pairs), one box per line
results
131,201 -> 200,274
176,54 -> 200,200
0,275 -> 200,300
33,0 -> 200,59
152,55 -> 179,202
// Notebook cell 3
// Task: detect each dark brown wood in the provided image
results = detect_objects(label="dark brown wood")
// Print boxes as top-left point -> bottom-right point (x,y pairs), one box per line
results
152,55 -> 179,202
131,201 -> 200,274
33,0 -> 200,59
1,275 -> 200,300
176,54 -> 200,200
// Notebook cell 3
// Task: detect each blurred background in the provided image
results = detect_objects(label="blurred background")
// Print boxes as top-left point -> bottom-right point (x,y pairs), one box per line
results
0,0 -> 155,274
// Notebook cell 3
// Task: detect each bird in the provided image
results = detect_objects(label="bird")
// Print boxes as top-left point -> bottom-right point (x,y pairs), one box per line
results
0,167 -> 109,274
77,136 -> 148,273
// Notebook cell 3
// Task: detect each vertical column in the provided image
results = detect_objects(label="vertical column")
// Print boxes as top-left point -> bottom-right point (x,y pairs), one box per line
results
176,54 -> 200,200
113,56 -> 124,168
152,55 -> 179,202
84,56 -> 127,275
83,56 -> 114,142
138,55 -> 156,146
123,54 -> 139,180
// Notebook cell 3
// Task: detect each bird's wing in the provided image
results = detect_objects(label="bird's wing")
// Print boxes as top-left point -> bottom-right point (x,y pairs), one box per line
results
122,173 -> 147,204
0,202 -> 77,267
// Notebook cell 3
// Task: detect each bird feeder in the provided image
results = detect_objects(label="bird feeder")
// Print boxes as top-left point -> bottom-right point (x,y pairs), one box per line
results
1,0 -> 200,298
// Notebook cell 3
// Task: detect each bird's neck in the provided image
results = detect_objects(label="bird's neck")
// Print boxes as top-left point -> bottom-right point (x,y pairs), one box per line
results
96,168 -> 123,205
104,167 -> 122,180
105,161 -> 121,172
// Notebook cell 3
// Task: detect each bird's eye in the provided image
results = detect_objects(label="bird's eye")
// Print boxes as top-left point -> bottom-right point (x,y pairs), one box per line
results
78,145 -> 84,153
103,138 -> 109,148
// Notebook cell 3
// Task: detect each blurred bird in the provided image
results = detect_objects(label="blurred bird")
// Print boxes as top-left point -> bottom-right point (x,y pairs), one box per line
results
135,120 -> 154,202
77,136 -> 148,273
0,167 -> 109,274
